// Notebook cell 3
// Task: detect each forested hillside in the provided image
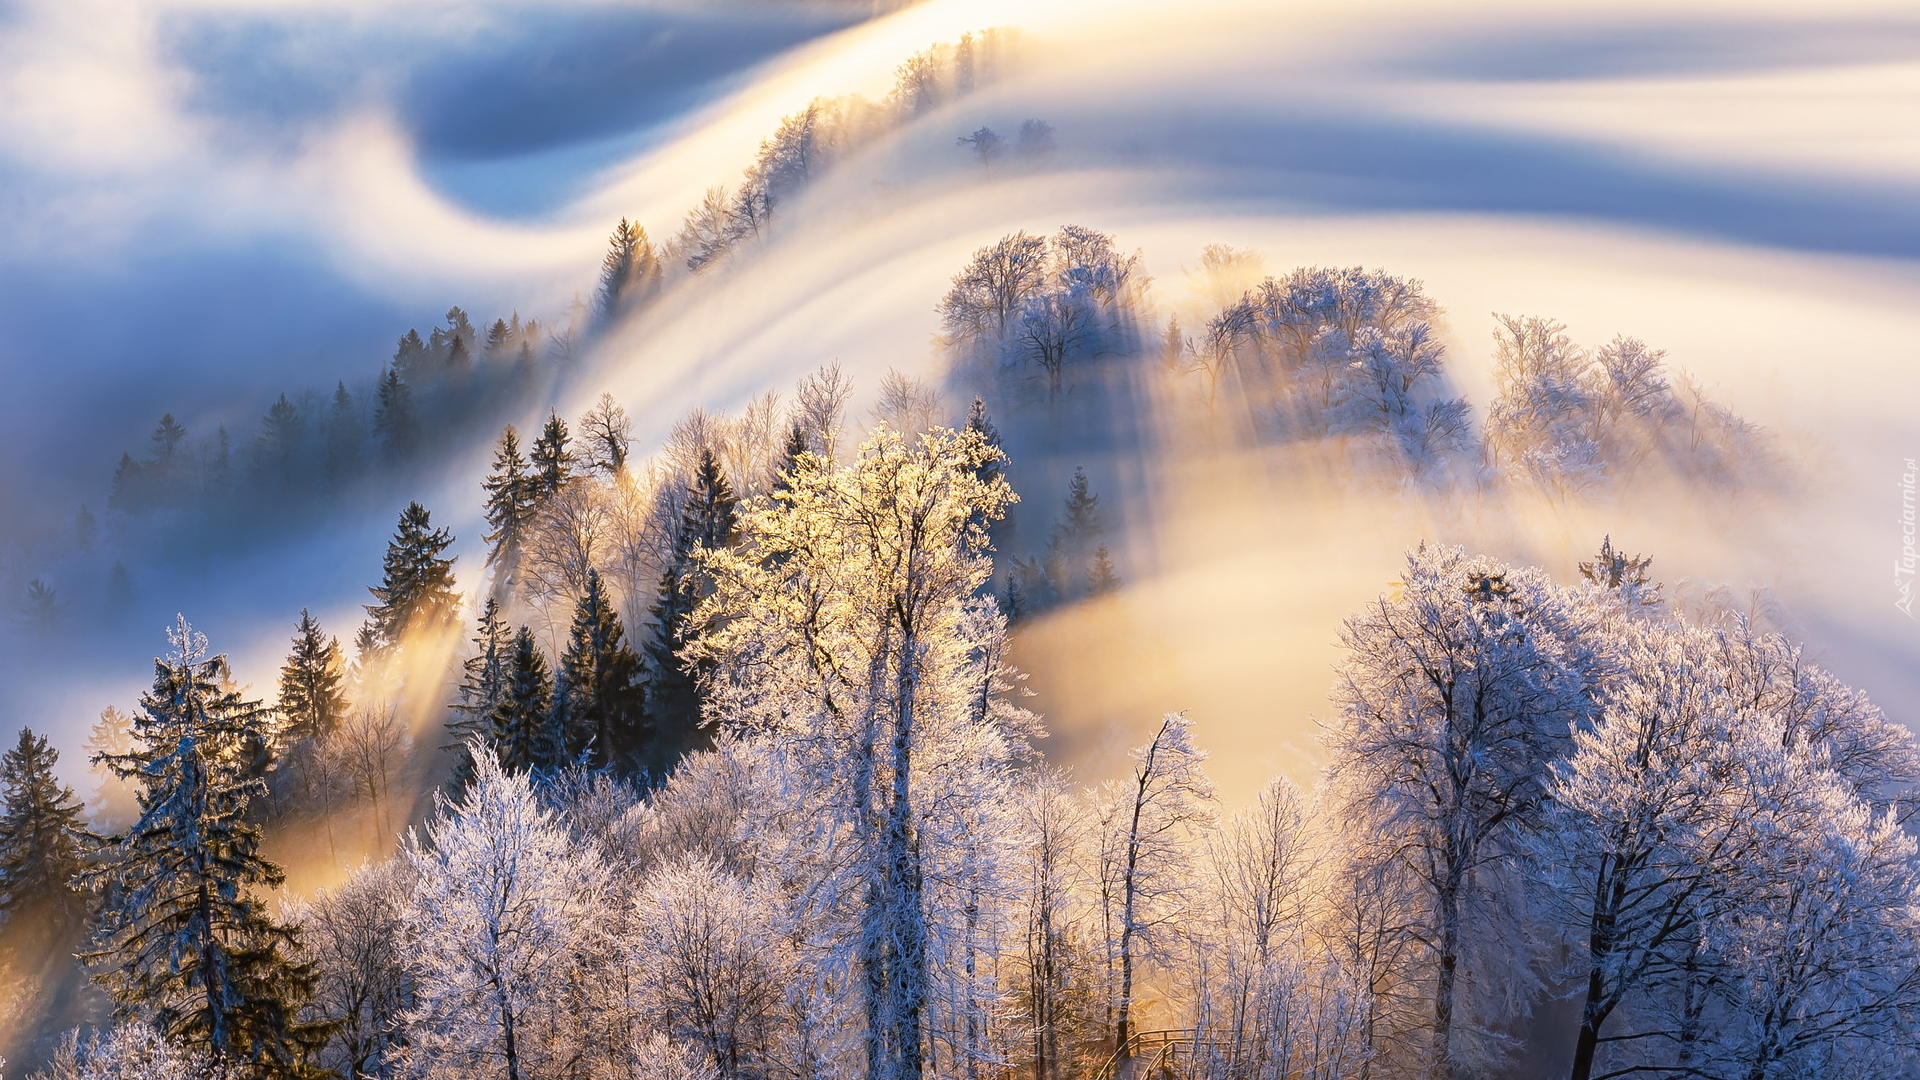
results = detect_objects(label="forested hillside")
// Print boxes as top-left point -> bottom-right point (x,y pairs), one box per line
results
0,5 -> 1915,1080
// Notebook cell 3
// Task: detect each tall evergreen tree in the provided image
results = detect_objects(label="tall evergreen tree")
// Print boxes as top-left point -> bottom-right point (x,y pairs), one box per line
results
771,421 -> 810,496
596,218 -> 662,325
482,425 -> 539,603
557,570 -> 646,771
964,397 -> 1003,486
325,381 -> 361,484
277,609 -> 348,746
110,452 -> 146,511
256,394 -> 303,486
445,333 -> 471,375
392,329 -> 429,382
646,448 -> 738,767
447,598 -> 512,787
491,628 -> 559,775
87,618 -> 329,1076
0,727 -> 90,928
1045,466 -> 1102,600
363,502 -> 460,652
373,369 -> 417,464
529,412 -> 574,497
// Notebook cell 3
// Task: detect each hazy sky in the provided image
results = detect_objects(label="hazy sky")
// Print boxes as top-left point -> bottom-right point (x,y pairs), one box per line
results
2,0 -> 1917,800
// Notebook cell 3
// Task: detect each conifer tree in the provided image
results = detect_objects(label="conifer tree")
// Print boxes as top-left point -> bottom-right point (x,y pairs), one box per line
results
1087,547 -> 1120,594
86,706 -> 139,833
1046,466 -> 1103,600
277,609 -> 348,746
445,333 -> 470,375
596,218 -> 662,325
771,421 -> 809,496
0,727 -> 90,928
110,452 -> 146,511
87,618 -> 328,1076
491,628 -> 559,776
373,369 -> 416,464
647,448 -> 738,765
392,330 -> 428,381
529,412 -> 574,498
211,425 -> 233,494
1578,535 -> 1660,608
325,382 -> 361,484
964,398 -> 1003,486
256,394 -> 302,486
447,599 -> 512,787
482,425 -> 538,594
557,570 -> 646,771
363,502 -> 460,653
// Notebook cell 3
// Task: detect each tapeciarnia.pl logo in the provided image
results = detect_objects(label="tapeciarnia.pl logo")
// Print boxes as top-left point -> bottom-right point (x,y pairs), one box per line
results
1900,458 -> 1917,618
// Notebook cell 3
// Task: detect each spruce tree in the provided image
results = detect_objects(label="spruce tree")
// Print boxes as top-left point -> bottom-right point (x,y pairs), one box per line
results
86,706 -> 139,833
444,332 -> 470,375
447,598 -> 512,787
87,618 -> 329,1076
373,369 -> 416,464
645,448 -> 738,769
110,453 -> 146,511
1579,535 -> 1660,607
771,421 -> 809,496
481,425 -> 538,591
392,329 -> 428,381
596,218 -> 662,325
363,501 -> 460,652
491,627 -> 559,775
1087,546 -> 1120,594
557,570 -> 646,770
324,381 -> 361,484
256,394 -> 302,486
0,727 -> 90,928
964,397 -> 1004,487
277,609 -> 348,746
1046,466 -> 1102,600
529,411 -> 574,497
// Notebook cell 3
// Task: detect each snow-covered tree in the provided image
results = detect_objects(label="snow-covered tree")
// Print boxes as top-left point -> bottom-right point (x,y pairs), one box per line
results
691,423 -> 1020,1080
87,617 -> 327,1077
628,855 -> 796,1080
33,1022 -> 240,1080
401,747 -> 609,1080
1530,620 -> 1749,1080
1326,546 -> 1601,1077
291,858 -> 415,1080
1011,766 -> 1099,1080
1094,712 -> 1215,1057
